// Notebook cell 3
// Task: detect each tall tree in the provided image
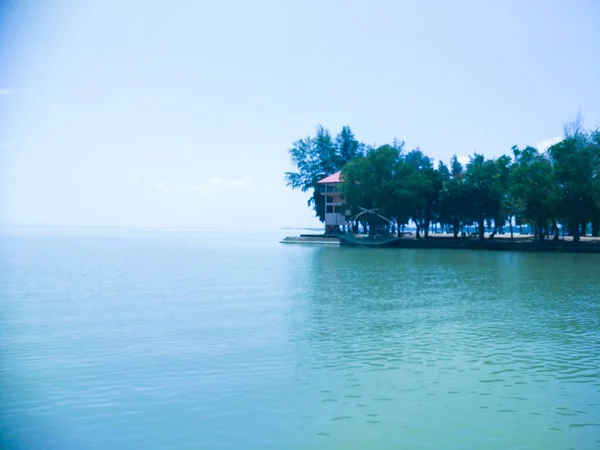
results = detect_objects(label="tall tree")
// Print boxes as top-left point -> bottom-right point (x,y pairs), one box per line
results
587,128 -> 600,236
285,125 -> 365,222
339,144 -> 402,222
488,155 -> 512,238
436,161 -> 452,233
510,146 -> 557,241
335,126 -> 363,167
549,132 -> 596,242
394,150 -> 438,238
439,156 -> 468,238
464,154 -> 499,240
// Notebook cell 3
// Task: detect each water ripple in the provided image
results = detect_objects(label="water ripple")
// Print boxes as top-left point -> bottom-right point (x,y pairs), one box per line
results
1,232 -> 599,449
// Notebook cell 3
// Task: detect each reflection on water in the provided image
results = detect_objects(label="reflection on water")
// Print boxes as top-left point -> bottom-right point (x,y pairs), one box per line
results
1,229 -> 599,449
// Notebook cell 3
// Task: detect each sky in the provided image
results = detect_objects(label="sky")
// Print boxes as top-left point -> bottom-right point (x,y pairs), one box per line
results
1,0 -> 599,229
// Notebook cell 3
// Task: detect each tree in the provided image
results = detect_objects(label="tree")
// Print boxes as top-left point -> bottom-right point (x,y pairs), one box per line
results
336,126 -> 363,167
510,146 -> 557,241
285,125 -> 365,222
439,156 -> 468,239
436,161 -> 452,233
588,128 -> 600,236
394,150 -> 438,238
549,132 -> 596,242
464,154 -> 499,240
339,144 -> 403,226
488,155 -> 512,238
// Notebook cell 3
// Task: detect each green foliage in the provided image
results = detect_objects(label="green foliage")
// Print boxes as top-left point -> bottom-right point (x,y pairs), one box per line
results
336,126 -> 365,166
396,150 -> 439,238
549,130 -> 598,241
591,129 -> 600,236
510,146 -> 557,240
340,146 -> 442,238
284,125 -> 365,221
286,120 -> 600,239
461,153 -> 513,239
339,144 -> 402,217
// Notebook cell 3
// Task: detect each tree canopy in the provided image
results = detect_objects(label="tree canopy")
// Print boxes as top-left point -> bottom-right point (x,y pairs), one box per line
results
284,125 -> 366,221
285,121 -> 600,240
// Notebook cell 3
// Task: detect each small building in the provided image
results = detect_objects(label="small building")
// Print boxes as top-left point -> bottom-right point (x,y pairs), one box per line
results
317,171 -> 345,233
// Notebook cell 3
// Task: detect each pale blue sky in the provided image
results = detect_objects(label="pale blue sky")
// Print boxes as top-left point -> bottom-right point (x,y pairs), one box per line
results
1,0 -> 599,229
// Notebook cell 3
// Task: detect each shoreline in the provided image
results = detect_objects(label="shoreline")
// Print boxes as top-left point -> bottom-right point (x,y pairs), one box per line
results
281,234 -> 600,253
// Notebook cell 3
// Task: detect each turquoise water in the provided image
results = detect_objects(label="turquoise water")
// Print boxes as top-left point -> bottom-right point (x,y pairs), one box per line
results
1,228 -> 600,449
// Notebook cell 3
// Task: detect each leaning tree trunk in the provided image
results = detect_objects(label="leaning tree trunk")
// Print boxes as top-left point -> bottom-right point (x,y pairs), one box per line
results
489,221 -> 498,239
552,220 -> 559,241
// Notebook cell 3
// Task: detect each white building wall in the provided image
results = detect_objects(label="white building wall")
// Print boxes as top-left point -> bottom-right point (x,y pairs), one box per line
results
320,182 -> 345,229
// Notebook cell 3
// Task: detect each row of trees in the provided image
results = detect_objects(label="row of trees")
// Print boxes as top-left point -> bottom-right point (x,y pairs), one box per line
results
285,120 -> 600,242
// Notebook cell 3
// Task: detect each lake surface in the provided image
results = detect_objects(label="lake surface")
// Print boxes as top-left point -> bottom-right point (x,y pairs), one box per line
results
1,228 -> 599,449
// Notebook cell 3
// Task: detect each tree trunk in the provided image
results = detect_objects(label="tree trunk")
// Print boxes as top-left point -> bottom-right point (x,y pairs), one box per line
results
423,211 -> 431,239
415,224 -> 421,239
552,220 -> 559,241
573,224 -> 580,242
580,221 -> 586,237
478,217 -> 485,240
489,222 -> 497,239
592,220 -> 600,237
453,219 -> 459,239
537,225 -> 545,242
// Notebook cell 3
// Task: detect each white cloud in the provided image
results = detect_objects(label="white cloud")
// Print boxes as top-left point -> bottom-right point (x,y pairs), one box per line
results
153,180 -> 167,189
0,88 -> 11,96
192,176 -> 253,195
536,136 -> 562,152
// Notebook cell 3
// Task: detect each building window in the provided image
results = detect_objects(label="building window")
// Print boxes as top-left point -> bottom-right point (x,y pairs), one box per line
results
334,205 -> 341,214
326,205 -> 334,213
326,185 -> 337,193
326,196 -> 334,204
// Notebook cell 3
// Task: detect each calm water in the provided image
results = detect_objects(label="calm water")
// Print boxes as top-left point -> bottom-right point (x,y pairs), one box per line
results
1,228 -> 599,449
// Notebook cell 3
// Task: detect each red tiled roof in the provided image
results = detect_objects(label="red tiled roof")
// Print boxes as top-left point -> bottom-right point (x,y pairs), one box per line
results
317,171 -> 341,184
